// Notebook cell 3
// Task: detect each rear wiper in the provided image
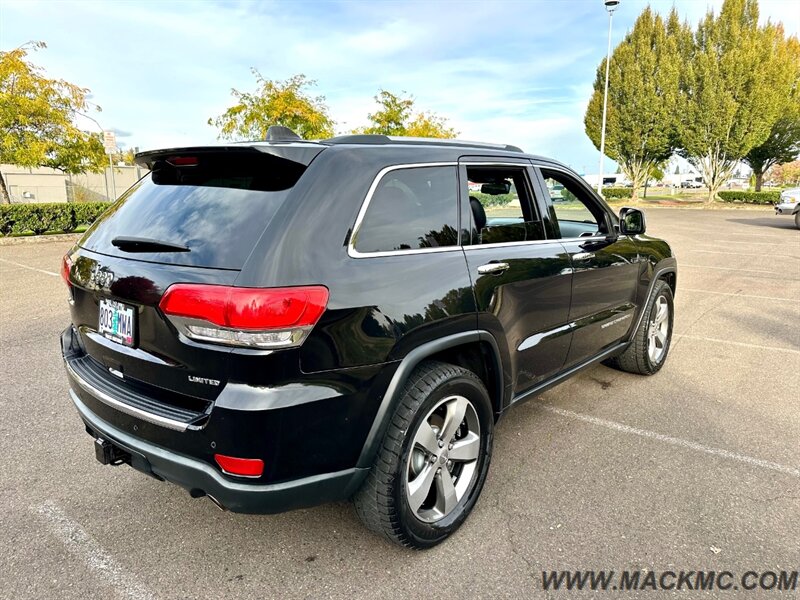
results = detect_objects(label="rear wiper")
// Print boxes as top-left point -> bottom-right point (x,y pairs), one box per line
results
111,236 -> 190,253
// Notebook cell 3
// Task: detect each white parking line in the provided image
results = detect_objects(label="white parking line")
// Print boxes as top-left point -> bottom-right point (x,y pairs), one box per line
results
679,288 -> 795,302
0,257 -> 59,277
538,404 -> 800,479
675,333 -> 800,355
681,264 -> 776,274
687,249 -> 770,257
33,502 -> 158,600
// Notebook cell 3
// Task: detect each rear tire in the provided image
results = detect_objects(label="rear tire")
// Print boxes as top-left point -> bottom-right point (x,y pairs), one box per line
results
606,279 -> 674,375
353,361 -> 493,549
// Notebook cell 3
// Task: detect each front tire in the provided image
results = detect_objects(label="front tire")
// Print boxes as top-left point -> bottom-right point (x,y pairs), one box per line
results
353,361 -> 493,549
606,279 -> 674,375
794,211 -> 799,230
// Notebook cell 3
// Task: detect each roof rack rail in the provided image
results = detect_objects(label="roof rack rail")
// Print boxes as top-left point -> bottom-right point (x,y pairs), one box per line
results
321,134 -> 524,153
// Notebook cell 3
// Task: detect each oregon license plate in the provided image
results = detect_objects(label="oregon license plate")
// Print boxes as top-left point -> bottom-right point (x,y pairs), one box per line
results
98,299 -> 135,347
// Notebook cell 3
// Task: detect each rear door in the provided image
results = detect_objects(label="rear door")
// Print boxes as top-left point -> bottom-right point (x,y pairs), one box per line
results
534,165 -> 640,367
460,158 -> 573,396
67,148 -> 313,407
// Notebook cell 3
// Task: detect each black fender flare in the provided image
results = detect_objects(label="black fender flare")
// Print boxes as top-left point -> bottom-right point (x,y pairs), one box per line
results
355,330 -> 504,469
628,257 -> 677,342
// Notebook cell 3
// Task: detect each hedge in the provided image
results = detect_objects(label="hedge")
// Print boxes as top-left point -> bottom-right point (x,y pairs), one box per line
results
0,202 -> 111,236
717,191 -> 780,204
601,187 -> 633,199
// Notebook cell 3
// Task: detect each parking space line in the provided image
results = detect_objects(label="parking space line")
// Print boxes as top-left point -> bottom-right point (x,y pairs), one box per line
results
679,288 -> 796,302
538,404 -> 800,478
681,264 -> 776,274
674,333 -> 800,354
33,502 -> 158,600
687,249 -> 772,257
0,257 -> 59,277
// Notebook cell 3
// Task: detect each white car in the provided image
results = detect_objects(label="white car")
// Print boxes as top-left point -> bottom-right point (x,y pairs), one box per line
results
774,187 -> 800,229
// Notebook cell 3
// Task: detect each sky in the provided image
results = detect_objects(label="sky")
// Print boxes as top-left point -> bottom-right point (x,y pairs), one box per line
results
2,0 -> 799,174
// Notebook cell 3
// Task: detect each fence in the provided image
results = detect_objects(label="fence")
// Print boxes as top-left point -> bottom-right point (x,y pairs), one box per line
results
2,164 -> 146,203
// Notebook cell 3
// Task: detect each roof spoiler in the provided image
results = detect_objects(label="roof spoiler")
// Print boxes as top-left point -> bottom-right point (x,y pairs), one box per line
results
134,143 -> 324,169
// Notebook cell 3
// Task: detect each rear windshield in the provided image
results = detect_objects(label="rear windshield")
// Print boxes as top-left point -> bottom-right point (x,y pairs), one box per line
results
80,152 -> 305,269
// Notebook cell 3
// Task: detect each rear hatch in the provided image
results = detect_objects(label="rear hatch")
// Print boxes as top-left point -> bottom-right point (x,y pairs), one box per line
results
65,145 -> 321,424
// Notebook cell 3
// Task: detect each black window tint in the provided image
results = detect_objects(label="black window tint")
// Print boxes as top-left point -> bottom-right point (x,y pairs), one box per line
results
354,166 -> 459,253
81,152 -> 304,269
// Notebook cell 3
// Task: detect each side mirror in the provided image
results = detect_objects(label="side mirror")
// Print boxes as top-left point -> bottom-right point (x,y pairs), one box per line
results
619,207 -> 646,235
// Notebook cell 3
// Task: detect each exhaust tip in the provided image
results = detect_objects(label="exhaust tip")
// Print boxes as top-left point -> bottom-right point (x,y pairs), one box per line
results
188,488 -> 227,511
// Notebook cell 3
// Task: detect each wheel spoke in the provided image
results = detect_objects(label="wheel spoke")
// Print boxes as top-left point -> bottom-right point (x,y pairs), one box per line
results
440,396 -> 468,442
408,463 -> 437,513
656,330 -> 667,347
449,431 -> 480,462
435,468 -> 458,514
414,421 -> 440,455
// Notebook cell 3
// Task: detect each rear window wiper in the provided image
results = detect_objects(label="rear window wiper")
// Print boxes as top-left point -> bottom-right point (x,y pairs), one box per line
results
111,236 -> 190,253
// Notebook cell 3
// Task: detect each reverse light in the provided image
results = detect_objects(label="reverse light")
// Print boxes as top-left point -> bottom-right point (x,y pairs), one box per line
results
214,454 -> 264,478
61,254 -> 73,288
158,284 -> 329,349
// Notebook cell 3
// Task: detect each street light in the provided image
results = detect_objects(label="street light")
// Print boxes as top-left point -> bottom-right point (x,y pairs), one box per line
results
597,0 -> 620,195
78,110 -> 116,200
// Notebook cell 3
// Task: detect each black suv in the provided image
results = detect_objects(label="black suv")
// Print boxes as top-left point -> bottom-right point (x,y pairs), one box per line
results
61,130 -> 676,548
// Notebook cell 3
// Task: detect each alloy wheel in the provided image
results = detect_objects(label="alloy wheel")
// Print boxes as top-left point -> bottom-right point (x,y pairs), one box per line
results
647,295 -> 670,364
405,395 -> 481,523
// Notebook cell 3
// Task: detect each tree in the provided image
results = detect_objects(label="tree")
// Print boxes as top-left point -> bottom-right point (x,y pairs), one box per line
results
209,71 -> 334,140
768,160 -> 800,186
676,0 -> 796,201
743,35 -> 800,191
584,8 -> 682,201
0,41 -> 105,203
355,90 -> 456,138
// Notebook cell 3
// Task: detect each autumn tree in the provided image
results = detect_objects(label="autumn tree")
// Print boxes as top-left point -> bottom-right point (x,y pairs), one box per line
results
209,71 -> 334,140
0,41 -> 105,203
585,8 -> 683,201
676,0 -> 795,201
355,90 -> 457,138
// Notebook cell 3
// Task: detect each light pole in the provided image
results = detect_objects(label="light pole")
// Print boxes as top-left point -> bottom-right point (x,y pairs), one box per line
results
597,0 -> 620,196
79,111 -> 115,200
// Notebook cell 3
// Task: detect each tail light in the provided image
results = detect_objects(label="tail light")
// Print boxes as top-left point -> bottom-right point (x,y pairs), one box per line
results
61,254 -> 73,288
159,284 -> 329,349
214,454 -> 264,478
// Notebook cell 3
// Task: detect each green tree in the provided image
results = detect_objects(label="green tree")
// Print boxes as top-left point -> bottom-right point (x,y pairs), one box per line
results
743,35 -> 800,191
209,71 -> 334,140
0,41 -> 105,203
585,8 -> 683,201
355,90 -> 456,138
677,0 -> 796,201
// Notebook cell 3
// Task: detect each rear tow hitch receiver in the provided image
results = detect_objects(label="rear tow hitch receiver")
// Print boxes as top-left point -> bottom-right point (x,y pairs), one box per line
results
94,437 -> 131,466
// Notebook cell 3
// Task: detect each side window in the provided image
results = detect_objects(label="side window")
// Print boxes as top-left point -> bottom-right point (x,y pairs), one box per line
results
353,166 -> 458,253
466,166 -> 545,244
541,169 -> 608,239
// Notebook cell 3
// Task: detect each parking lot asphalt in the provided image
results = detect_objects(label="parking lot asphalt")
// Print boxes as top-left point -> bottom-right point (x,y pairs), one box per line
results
1,208 -> 798,599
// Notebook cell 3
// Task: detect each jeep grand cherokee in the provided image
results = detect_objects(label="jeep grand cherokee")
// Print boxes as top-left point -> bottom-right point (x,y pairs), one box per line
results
61,128 -> 677,548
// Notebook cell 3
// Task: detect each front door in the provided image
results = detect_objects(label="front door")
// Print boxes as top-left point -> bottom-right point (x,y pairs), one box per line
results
460,159 -> 573,396
536,166 -> 640,367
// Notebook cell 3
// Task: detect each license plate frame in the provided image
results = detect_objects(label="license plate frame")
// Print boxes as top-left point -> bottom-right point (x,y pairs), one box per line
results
98,298 -> 136,347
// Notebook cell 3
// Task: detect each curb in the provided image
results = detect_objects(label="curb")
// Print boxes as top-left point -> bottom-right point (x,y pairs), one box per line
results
0,233 -> 81,246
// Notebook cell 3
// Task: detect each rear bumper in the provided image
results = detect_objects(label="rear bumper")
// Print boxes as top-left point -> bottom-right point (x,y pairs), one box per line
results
71,389 -> 369,513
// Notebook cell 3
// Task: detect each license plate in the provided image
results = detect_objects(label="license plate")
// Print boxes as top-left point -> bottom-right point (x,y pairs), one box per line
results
98,299 -> 136,347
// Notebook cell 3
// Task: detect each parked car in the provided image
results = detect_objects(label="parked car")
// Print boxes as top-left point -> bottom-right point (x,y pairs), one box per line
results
680,179 -> 703,189
775,188 -> 800,229
60,129 -> 677,548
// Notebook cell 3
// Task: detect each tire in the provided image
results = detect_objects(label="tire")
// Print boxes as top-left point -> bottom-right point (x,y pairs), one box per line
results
606,279 -> 674,375
353,360 -> 493,549
794,211 -> 799,230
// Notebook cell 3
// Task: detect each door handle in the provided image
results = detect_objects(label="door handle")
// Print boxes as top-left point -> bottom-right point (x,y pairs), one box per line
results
477,262 -> 510,275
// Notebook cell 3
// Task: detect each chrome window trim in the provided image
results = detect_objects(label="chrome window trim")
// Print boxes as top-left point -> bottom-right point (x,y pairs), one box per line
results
65,359 -> 189,432
348,162 -> 460,259
462,235 -> 606,251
